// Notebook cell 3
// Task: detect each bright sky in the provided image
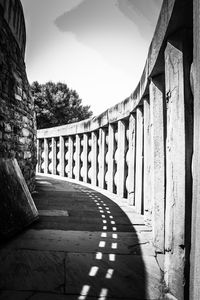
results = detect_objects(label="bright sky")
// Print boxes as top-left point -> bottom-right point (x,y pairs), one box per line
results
21,0 -> 162,116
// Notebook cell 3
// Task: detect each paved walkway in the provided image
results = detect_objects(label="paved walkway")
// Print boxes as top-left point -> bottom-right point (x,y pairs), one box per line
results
0,176 -> 163,300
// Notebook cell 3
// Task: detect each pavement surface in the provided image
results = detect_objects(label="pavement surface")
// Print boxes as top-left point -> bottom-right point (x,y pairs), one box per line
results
0,175 -> 163,300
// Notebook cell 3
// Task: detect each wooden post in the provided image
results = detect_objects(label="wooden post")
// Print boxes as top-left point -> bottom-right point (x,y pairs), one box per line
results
191,2 -> 200,298
68,136 -> 74,179
127,114 -> 136,205
107,124 -> 115,193
91,131 -> 98,186
75,134 -> 81,180
117,120 -> 126,198
44,138 -> 49,174
52,137 -> 57,175
143,98 -> 152,223
149,77 -> 165,252
135,107 -> 144,214
165,32 -> 193,299
83,134 -> 88,183
59,136 -> 65,177
98,128 -> 106,189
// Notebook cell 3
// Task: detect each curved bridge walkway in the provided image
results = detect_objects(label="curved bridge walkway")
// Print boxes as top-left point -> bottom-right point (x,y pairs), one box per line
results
0,176 -> 163,300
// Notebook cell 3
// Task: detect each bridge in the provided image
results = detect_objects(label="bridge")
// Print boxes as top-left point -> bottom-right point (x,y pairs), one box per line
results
0,0 -> 200,299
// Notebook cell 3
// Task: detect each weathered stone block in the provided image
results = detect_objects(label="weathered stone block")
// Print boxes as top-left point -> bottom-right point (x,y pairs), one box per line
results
0,158 -> 38,238
22,128 -> 30,137
24,151 -> 32,159
4,122 -> 12,132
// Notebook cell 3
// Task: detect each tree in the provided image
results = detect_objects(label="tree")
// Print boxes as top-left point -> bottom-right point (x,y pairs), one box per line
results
31,81 -> 93,129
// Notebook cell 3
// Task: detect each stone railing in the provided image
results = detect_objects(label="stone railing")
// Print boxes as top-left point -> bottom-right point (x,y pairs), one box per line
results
37,0 -> 193,299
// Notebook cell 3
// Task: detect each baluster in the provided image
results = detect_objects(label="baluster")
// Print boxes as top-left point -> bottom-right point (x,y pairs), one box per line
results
44,138 -> 49,174
59,136 -> 65,177
83,133 -> 88,182
135,107 -> 144,214
75,134 -> 81,180
149,76 -> 165,252
48,139 -> 53,174
68,136 -> 74,178
52,137 -> 57,175
37,139 -> 42,173
165,32 -> 193,299
98,128 -> 106,189
191,3 -> 200,298
117,120 -> 126,198
107,124 -> 115,193
91,131 -> 98,186
127,114 -> 136,205
87,135 -> 92,183
143,98 -> 152,224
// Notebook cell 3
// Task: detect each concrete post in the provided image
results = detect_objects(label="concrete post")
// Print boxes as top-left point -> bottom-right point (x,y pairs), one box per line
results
190,2 -> 200,298
52,137 -> 57,175
91,131 -> 98,186
117,120 -> 126,198
165,32 -> 193,299
107,124 -> 115,193
59,136 -> 65,177
98,128 -> 106,189
68,136 -> 74,179
36,139 -> 42,173
143,98 -> 152,224
149,77 -> 165,253
127,114 -> 136,205
83,133 -> 88,183
135,107 -> 144,214
75,135 -> 81,180
44,138 -> 49,174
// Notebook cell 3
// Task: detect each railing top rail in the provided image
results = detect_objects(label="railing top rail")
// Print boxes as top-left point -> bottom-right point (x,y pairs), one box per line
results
37,0 -> 192,139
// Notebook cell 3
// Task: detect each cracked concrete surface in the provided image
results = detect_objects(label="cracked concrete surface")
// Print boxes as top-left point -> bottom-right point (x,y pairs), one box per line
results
0,176 -> 163,299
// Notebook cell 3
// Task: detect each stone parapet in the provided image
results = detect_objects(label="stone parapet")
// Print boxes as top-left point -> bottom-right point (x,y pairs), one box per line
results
37,0 -> 193,299
0,0 -> 26,56
0,0 -> 36,191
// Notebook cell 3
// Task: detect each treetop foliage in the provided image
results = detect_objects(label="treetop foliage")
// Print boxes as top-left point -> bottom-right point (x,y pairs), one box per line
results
31,81 -> 93,129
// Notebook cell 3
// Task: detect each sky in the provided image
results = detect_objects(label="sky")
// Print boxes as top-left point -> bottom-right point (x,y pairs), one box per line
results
21,0 -> 163,116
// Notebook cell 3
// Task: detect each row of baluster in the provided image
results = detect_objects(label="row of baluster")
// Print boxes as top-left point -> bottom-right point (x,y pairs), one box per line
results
37,111 -> 147,216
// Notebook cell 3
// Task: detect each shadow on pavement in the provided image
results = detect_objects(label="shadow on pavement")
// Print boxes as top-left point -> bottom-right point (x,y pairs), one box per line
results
0,176 -> 162,300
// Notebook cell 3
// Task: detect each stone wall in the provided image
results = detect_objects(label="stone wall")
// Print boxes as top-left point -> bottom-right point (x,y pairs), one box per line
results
0,0 -> 36,191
